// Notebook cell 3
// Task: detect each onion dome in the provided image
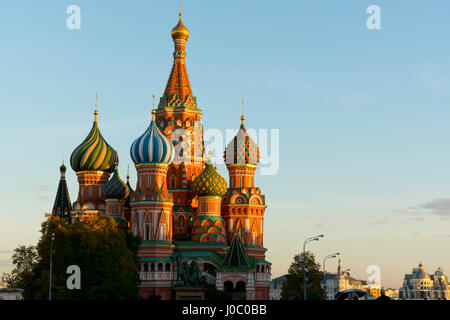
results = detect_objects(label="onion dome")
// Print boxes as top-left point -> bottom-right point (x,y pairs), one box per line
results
102,165 -> 130,200
192,159 -> 228,197
224,113 -> 260,165
130,110 -> 175,165
60,162 -> 67,173
171,12 -> 190,40
70,110 -> 118,173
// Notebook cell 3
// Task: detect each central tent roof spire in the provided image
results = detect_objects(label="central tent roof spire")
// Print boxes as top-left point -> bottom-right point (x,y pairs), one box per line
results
159,11 -> 196,109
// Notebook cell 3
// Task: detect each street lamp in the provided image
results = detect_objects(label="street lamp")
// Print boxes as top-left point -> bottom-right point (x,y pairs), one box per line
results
323,253 -> 340,273
49,233 -> 55,301
302,234 -> 324,300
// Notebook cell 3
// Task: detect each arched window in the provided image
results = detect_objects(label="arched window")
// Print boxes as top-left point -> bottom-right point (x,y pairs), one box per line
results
158,263 -> 163,272
148,175 -> 152,189
89,186 -> 93,198
170,177 -> 176,189
143,263 -> 148,272
165,263 -> 171,272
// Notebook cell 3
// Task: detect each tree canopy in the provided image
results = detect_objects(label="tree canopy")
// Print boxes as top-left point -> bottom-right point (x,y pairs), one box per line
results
2,216 -> 140,300
281,251 -> 325,300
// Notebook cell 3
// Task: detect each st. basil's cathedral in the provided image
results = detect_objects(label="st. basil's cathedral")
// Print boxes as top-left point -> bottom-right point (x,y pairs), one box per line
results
50,12 -> 271,300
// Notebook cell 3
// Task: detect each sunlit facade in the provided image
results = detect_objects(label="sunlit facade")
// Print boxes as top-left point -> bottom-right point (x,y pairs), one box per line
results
399,263 -> 450,300
50,11 -> 270,300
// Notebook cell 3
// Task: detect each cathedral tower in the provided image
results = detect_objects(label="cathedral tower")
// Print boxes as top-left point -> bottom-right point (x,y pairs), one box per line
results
51,161 -> 72,222
190,156 -> 228,244
222,110 -> 270,299
102,163 -> 130,228
155,13 -> 204,238
222,110 -> 266,257
130,105 -> 176,299
70,100 -> 118,221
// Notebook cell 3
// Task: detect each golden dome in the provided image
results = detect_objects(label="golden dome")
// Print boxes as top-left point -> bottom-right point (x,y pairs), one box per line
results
171,13 -> 190,40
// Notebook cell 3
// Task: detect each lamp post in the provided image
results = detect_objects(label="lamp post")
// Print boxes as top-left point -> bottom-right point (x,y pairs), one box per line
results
323,253 -> 340,273
49,233 -> 55,301
302,234 -> 324,300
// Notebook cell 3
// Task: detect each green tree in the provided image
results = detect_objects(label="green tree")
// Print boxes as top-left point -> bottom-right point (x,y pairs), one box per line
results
1,245 -> 38,289
3,216 -> 141,300
281,251 -> 325,300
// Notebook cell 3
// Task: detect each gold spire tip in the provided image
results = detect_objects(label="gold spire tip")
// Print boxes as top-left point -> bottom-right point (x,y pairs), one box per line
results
171,6 -> 189,40
151,94 -> 156,121
94,92 -> 99,120
240,99 -> 245,125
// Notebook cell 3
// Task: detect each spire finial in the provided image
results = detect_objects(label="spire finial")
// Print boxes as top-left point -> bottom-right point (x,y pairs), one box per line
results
151,93 -> 156,121
94,92 -> 99,121
60,153 -> 67,174
127,164 -> 130,182
171,3 -> 189,40
207,136 -> 212,163
240,99 -> 245,126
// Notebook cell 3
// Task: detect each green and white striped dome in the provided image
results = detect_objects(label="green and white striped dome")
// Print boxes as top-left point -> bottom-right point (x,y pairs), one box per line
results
70,112 -> 118,173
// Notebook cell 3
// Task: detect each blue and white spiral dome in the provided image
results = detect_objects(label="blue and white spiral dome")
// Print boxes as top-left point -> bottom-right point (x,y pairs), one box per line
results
130,112 -> 175,165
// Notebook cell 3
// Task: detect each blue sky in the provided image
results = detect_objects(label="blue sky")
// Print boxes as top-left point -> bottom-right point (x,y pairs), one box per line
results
1,0 -> 450,288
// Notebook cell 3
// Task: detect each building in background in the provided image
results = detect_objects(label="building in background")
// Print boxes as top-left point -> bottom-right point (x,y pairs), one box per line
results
322,259 -> 368,300
270,275 -> 287,300
399,263 -> 450,300
0,288 -> 23,300
384,288 -> 399,300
